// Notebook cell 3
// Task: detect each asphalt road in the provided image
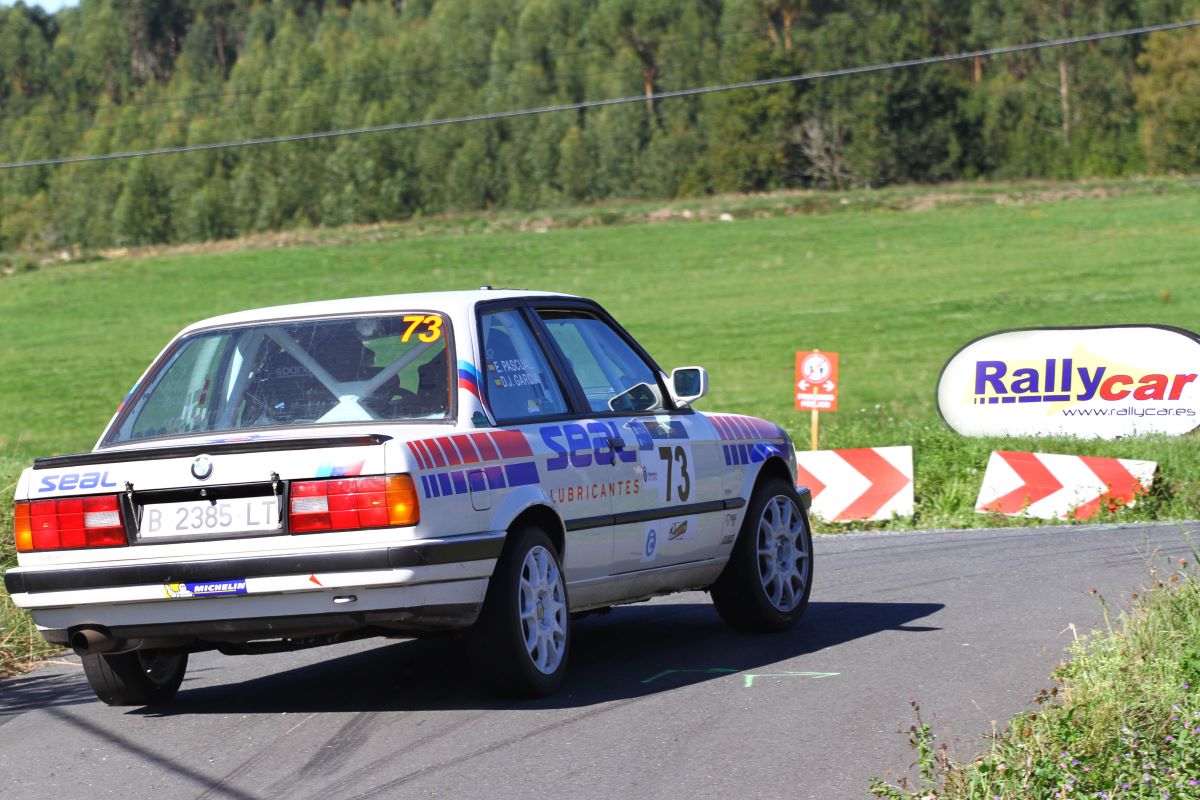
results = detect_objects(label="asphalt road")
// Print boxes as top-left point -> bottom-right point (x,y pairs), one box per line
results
2,522 -> 1196,800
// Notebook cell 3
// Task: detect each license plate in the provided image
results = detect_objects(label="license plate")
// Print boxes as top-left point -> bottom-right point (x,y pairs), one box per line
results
139,497 -> 281,537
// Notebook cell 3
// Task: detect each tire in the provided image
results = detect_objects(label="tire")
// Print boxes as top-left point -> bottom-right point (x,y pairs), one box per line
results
710,476 -> 814,633
81,649 -> 188,706
468,526 -> 570,697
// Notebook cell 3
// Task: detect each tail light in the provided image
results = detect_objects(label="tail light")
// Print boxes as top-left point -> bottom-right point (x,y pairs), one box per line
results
13,495 -> 127,553
289,474 -> 419,534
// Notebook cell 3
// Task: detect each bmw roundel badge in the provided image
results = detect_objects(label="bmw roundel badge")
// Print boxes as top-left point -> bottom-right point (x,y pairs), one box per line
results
191,455 -> 213,481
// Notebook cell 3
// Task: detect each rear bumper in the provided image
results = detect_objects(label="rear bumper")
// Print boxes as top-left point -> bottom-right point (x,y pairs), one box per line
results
4,534 -> 501,595
5,532 -> 503,644
36,589 -> 487,646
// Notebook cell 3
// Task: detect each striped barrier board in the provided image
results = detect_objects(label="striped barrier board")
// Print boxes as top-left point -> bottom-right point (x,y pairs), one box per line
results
795,446 -> 914,523
975,450 -> 1156,520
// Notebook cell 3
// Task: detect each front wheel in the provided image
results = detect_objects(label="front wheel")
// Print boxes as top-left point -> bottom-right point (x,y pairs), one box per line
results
81,648 -> 188,706
468,526 -> 570,696
710,477 -> 813,632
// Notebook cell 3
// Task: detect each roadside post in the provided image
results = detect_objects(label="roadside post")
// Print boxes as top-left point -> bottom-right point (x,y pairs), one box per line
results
795,350 -> 839,450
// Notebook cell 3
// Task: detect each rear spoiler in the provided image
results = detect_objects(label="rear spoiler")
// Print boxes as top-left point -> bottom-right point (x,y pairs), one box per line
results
33,434 -> 392,470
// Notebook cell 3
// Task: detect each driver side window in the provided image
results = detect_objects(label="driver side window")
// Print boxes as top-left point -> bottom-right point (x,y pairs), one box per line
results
481,309 -> 569,421
537,310 -> 662,413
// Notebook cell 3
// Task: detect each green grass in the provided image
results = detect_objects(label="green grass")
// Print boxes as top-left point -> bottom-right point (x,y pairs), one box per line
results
871,542 -> 1200,799
3,178 -> 1198,459
1,177 -> 1198,674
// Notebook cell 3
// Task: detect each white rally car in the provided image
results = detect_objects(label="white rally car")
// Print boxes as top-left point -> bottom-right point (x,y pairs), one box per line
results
6,290 -> 813,704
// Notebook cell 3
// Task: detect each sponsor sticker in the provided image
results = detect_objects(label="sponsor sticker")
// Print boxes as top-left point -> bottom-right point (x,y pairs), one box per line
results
37,470 -> 118,494
540,422 -> 638,470
642,528 -> 658,563
659,515 -> 696,543
164,579 -> 248,599
551,479 -> 640,505
722,511 -> 739,540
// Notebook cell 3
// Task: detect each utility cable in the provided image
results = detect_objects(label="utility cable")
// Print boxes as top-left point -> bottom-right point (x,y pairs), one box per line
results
2,19 -> 1196,170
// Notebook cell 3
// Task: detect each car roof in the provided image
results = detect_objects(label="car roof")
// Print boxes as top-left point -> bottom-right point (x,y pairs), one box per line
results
179,289 -> 578,333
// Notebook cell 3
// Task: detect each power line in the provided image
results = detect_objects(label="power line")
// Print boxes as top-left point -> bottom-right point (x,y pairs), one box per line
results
3,19 -> 1196,171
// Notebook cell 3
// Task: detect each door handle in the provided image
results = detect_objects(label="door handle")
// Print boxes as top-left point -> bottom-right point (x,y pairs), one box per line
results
607,437 -> 626,457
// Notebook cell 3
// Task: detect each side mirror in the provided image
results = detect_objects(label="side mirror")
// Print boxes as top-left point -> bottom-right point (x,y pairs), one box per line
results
670,366 -> 708,407
608,381 -> 662,413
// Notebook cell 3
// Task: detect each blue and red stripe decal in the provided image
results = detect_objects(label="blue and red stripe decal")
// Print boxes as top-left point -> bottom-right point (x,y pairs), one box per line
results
709,414 -> 786,467
457,360 -> 482,399
315,459 -> 366,478
407,430 -> 540,499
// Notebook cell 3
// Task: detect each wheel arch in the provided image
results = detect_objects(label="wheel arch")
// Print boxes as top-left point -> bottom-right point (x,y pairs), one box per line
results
487,484 -> 566,558
744,456 -> 811,512
505,504 -> 566,561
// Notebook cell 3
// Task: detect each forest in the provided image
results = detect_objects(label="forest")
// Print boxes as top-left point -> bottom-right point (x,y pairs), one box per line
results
0,0 -> 1197,251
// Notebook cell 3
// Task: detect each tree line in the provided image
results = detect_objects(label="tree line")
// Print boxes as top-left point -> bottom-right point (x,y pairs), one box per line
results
0,0 -> 1197,251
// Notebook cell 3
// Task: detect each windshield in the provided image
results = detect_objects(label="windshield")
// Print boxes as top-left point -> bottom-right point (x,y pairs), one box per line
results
104,313 -> 452,444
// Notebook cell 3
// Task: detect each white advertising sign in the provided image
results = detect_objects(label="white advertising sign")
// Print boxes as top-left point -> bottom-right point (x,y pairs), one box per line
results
937,326 -> 1200,439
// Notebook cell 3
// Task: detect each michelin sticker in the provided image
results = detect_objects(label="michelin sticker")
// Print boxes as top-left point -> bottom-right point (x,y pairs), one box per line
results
165,579 -> 248,599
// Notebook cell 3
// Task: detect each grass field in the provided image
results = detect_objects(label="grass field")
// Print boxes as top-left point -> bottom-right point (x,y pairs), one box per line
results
3,178 -> 1198,455
2,177 -> 1199,672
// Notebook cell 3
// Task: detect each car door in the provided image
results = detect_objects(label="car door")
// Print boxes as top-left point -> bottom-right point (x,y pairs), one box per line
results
530,305 -> 725,575
476,306 -> 615,585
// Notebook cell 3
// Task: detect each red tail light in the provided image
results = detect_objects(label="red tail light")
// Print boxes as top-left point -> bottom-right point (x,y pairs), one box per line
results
289,475 -> 419,534
14,494 -> 127,552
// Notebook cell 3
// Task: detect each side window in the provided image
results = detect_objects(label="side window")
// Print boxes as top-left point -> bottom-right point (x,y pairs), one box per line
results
538,311 -> 663,413
481,309 -> 569,421
128,335 -> 233,440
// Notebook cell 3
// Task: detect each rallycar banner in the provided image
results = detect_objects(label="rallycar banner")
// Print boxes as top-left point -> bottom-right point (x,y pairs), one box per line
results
937,326 -> 1200,439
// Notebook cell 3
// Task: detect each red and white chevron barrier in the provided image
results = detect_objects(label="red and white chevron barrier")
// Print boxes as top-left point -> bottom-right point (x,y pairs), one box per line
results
975,450 -> 1156,521
795,446 -> 913,522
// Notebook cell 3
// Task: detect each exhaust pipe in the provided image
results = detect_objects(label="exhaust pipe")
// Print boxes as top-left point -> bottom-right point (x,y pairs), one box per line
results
70,627 -> 139,656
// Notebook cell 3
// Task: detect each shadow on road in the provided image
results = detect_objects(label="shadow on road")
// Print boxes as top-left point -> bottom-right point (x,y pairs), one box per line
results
131,598 -> 942,716
0,661 -> 96,721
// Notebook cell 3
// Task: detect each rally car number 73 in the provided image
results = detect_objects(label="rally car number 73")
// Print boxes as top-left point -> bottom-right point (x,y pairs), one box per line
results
5,289 -> 813,704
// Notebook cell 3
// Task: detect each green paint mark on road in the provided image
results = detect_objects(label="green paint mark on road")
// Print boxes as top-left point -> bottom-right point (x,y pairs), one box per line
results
640,668 -> 839,687
743,672 -> 840,688
641,668 -> 739,684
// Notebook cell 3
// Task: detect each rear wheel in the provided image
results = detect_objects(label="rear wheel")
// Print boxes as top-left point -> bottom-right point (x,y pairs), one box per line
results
469,526 -> 570,696
81,648 -> 188,706
711,477 -> 813,632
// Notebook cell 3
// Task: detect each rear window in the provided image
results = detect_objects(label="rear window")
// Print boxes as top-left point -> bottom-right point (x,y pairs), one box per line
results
104,313 -> 452,444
